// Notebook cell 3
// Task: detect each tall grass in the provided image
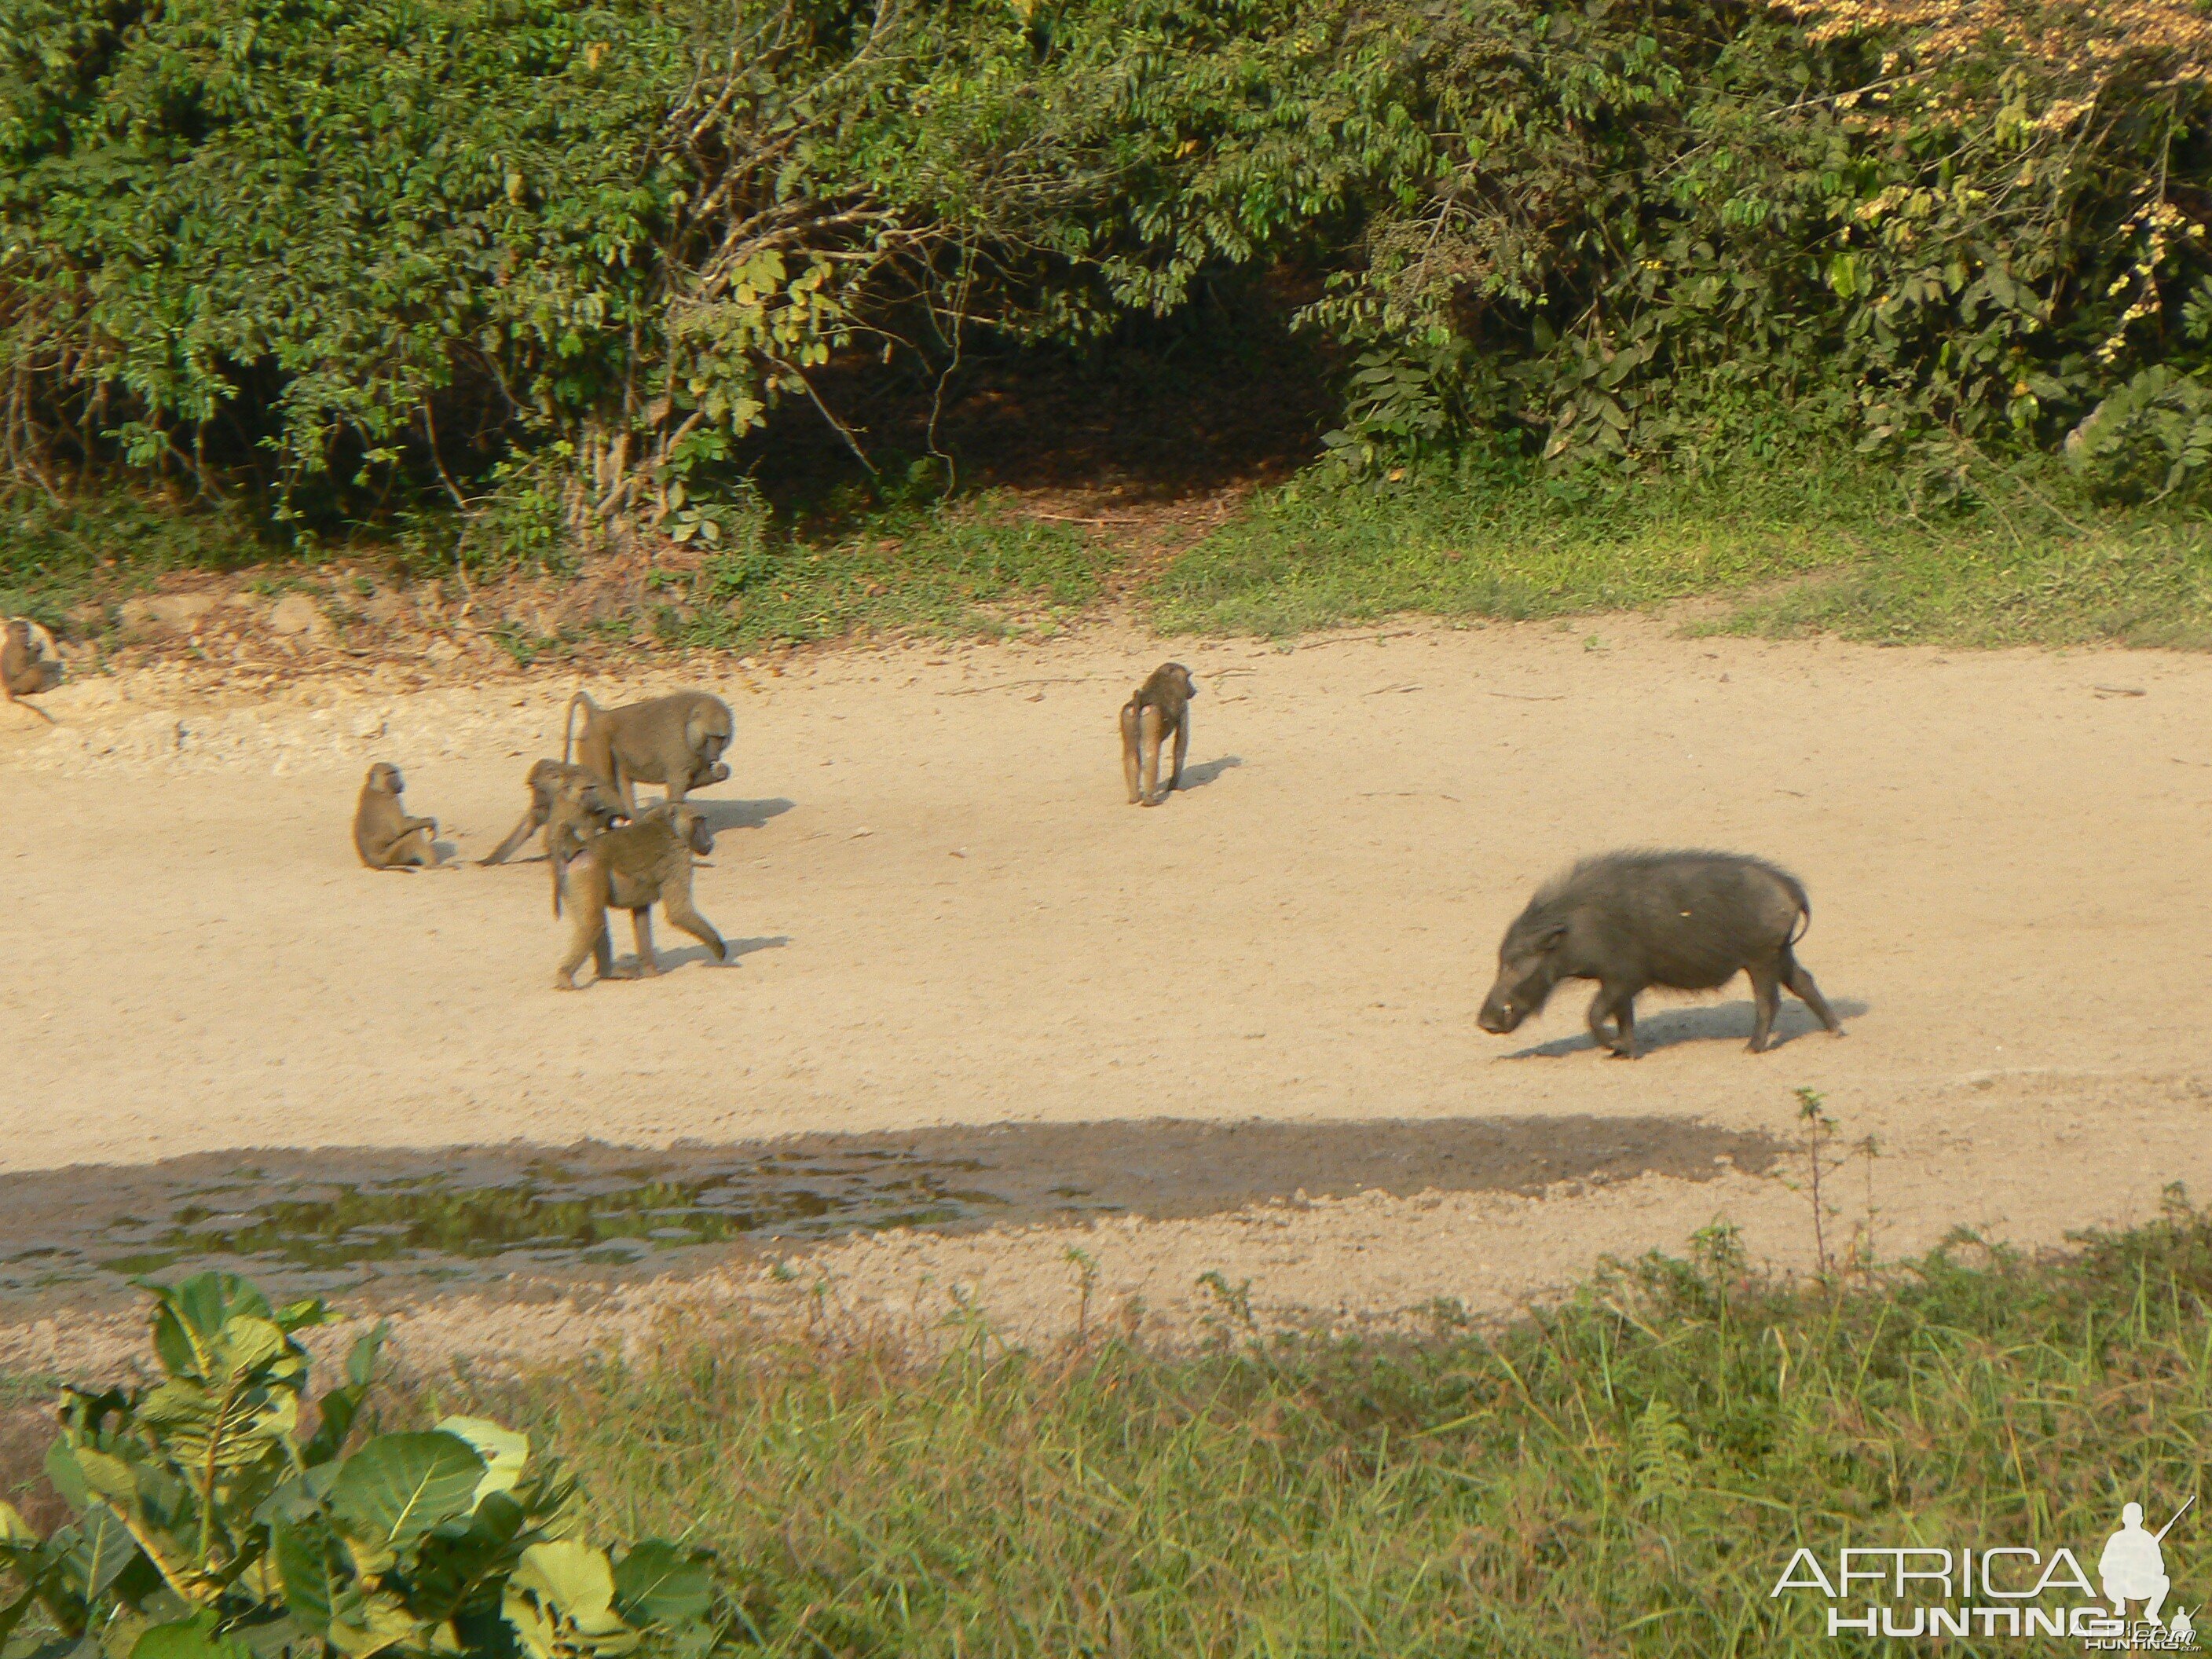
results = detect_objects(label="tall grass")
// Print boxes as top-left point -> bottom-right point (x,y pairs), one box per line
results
404,1195 -> 2212,1657
1152,456 -> 2212,648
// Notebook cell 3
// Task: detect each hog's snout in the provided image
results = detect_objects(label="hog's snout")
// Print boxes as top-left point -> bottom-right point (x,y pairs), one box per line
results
1477,993 -> 1525,1035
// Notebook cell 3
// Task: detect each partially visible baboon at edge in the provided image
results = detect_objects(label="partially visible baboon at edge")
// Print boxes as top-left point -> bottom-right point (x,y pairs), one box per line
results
353,763 -> 439,870
1120,662 -> 1196,807
2,619 -> 61,721
479,759 -> 625,868
553,803 -> 727,988
562,690 -> 733,813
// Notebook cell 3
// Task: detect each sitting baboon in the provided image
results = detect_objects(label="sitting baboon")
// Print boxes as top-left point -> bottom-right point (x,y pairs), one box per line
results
353,763 -> 439,870
563,690 -> 733,813
1120,662 -> 1197,806
2,619 -> 61,721
554,803 -> 727,988
480,759 -> 626,867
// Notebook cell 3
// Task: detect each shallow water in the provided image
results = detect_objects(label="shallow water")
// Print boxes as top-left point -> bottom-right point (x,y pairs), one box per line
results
0,1115 -> 1778,1313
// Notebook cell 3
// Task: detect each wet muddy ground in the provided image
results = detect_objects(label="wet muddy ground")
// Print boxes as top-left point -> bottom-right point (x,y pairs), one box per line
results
0,1115 -> 1778,1313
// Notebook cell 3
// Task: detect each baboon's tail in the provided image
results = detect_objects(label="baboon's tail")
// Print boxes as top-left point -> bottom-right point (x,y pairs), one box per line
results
562,692 -> 594,766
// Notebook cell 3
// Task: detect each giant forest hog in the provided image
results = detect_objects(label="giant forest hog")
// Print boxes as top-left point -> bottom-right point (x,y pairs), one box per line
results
1477,850 -> 1844,1058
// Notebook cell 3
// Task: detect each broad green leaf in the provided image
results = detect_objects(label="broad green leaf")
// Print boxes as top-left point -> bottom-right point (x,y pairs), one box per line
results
0,1586 -> 38,1650
71,1505 -> 141,1600
44,1444 -> 92,1511
322,1586 -> 420,1659
611,1540 -> 712,1629
142,1276 -> 274,1381
344,1324 -> 386,1392
130,1610 -> 251,1659
137,1372 -> 300,1475
503,1540 -> 636,1659
272,1519 -> 343,1638
327,1434 -> 485,1573
435,1417 -> 529,1506
0,1500 -> 38,1549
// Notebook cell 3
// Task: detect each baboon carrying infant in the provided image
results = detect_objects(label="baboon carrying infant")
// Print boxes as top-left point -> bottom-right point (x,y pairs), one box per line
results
479,759 -> 627,869
554,803 -> 727,988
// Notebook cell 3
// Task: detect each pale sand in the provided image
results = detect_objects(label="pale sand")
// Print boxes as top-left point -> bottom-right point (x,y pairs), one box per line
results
2,616 -> 2206,1373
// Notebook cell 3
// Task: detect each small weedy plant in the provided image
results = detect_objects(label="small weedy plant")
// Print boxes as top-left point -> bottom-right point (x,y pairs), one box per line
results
0,1273 -> 723,1659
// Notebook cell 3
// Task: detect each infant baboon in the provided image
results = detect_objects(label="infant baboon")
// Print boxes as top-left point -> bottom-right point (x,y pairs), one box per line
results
1120,662 -> 1197,806
352,763 -> 439,870
480,758 -> 625,867
553,803 -> 727,988
562,690 -> 733,813
2,618 -> 61,721
544,767 -> 629,916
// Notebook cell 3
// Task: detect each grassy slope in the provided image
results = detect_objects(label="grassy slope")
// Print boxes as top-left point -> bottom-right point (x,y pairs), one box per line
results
365,1200 -> 2212,1658
1149,459 -> 2212,648
11,455 -> 2212,657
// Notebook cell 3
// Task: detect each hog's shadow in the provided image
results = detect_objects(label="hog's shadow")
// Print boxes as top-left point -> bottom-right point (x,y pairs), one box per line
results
691,797 -> 795,833
1503,996 -> 1870,1059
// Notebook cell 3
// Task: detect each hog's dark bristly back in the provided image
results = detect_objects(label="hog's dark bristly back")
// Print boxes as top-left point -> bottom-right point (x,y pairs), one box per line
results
1514,850 -> 1811,991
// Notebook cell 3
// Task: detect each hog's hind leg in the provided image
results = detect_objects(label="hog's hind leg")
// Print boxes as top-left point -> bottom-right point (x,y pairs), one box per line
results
1745,960 -> 1782,1052
1780,946 -> 1842,1036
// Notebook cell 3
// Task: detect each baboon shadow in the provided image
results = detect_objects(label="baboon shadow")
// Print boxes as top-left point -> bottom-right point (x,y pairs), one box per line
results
691,797 -> 795,833
1177,756 -> 1243,791
632,936 -> 790,973
1504,996 -> 1870,1059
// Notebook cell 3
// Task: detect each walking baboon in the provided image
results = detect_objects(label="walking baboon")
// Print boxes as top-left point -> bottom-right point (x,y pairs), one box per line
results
2,619 -> 60,721
1120,662 -> 1196,806
562,690 -> 733,813
553,803 -> 727,988
353,763 -> 439,870
479,759 -> 625,867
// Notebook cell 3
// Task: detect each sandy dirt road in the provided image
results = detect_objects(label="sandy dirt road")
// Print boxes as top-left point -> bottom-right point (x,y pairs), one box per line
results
2,617 -> 2209,1359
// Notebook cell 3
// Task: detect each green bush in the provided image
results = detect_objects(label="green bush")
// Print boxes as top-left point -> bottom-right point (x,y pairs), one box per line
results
12,0 -> 2212,535
0,1273 -> 725,1659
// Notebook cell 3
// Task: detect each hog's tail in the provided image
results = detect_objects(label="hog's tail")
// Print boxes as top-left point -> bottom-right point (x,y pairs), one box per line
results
1784,876 -> 1812,946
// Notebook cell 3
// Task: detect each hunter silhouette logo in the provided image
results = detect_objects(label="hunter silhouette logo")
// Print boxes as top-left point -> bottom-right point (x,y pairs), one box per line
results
2100,1498 -> 2191,1628
1769,1494 -> 2200,1646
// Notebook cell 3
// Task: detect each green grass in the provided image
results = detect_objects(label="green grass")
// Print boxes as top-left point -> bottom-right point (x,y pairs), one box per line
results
360,1196 -> 2212,1657
16,452 -> 2212,655
0,490 -> 274,633
1151,456 -> 2212,648
655,490 -> 1111,652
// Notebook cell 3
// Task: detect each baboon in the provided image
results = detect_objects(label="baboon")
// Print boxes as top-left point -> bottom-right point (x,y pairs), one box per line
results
1477,850 -> 1843,1057
562,690 -> 734,813
554,803 -> 727,988
1119,662 -> 1196,806
353,763 -> 440,870
2,619 -> 60,722
479,759 -> 626,867
544,768 -> 629,916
